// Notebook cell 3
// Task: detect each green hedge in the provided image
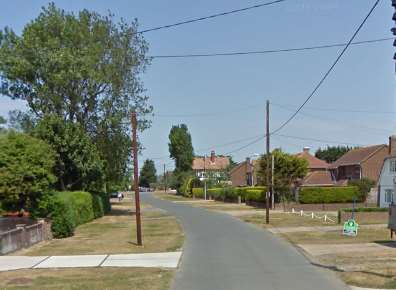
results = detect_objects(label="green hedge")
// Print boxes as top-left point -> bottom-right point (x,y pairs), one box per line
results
341,207 -> 388,213
192,188 -> 204,198
49,191 -> 110,238
191,186 -> 266,202
299,186 -> 361,204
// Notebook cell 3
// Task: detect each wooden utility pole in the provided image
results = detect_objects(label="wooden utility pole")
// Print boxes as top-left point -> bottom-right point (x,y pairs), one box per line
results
131,111 -> 142,246
164,164 -> 167,193
266,100 -> 270,224
271,154 -> 275,209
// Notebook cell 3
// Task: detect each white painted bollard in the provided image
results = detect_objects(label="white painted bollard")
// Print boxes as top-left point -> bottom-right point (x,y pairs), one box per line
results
324,215 -> 327,222
292,208 -> 295,213
300,210 -> 303,216
311,212 -> 314,219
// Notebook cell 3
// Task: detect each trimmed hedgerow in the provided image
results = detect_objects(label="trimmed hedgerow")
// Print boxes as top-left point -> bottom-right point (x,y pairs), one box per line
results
191,186 -> 267,202
49,191 -> 110,238
342,207 -> 388,213
299,186 -> 360,204
192,187 -> 204,198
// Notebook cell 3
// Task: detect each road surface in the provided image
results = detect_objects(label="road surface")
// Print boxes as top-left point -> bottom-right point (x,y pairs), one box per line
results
142,193 -> 349,290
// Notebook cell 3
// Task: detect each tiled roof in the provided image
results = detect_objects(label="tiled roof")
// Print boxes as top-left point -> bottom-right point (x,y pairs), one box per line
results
301,171 -> 335,186
330,144 -> 387,168
295,151 -> 329,169
192,156 -> 230,171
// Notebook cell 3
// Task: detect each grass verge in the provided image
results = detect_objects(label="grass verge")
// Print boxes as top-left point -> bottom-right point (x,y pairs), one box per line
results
0,267 -> 174,290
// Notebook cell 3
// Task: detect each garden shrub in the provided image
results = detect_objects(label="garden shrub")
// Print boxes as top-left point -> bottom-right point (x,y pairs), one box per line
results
49,191 -> 96,238
192,188 -> 204,198
91,194 -> 104,218
299,186 -> 360,204
0,132 -> 56,213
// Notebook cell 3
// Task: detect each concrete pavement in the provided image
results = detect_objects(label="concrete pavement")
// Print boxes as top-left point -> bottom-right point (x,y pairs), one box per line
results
0,252 -> 182,271
143,192 -> 349,290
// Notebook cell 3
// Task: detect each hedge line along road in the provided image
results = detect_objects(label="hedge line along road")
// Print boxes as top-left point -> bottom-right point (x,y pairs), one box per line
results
142,193 -> 349,290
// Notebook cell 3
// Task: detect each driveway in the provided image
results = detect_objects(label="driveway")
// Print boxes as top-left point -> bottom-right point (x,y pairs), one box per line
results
142,193 -> 349,290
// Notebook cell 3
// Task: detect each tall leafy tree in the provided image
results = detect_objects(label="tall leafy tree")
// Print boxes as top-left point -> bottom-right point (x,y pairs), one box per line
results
315,146 -> 353,163
258,149 -> 308,201
168,124 -> 194,172
139,159 -> 157,187
33,116 -> 104,192
0,3 -> 152,190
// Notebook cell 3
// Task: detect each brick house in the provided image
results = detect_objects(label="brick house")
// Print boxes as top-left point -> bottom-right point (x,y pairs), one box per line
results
295,147 -> 335,187
229,158 -> 260,187
192,151 -> 230,179
329,144 -> 388,184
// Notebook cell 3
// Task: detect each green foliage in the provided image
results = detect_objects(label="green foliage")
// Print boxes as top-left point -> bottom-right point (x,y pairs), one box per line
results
192,187 -> 204,198
139,159 -> 157,187
33,116 -> 104,192
0,3 -> 152,191
315,146 -> 353,163
48,191 -> 109,238
258,149 -> 308,200
0,132 -> 56,212
348,178 -> 375,201
299,186 -> 361,204
168,124 -> 194,172
341,207 -> 388,213
192,186 -> 266,202
0,116 -> 6,133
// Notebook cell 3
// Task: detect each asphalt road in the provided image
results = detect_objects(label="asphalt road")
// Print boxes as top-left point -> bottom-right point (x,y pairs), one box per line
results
142,193 -> 349,290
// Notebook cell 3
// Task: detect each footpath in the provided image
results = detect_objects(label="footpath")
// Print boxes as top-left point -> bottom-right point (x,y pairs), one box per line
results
0,251 -> 182,271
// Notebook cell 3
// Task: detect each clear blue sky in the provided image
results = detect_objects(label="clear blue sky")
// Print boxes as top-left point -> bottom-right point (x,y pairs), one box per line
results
0,0 -> 395,172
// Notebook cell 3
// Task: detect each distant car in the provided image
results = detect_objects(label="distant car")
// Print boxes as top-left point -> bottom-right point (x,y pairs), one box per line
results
110,192 -> 124,199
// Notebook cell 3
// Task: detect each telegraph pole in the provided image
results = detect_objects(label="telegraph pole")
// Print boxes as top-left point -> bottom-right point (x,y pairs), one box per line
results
271,154 -> 275,209
163,164 -> 167,192
266,100 -> 270,224
131,111 -> 142,246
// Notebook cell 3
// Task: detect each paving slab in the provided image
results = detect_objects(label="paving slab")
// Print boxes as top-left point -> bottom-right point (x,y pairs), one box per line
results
103,251 -> 182,268
0,256 -> 48,271
34,255 -> 107,269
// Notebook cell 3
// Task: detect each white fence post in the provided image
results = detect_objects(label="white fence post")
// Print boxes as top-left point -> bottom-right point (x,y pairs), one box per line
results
300,210 -> 303,216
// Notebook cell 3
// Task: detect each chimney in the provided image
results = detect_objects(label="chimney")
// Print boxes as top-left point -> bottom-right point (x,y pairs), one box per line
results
389,136 -> 396,156
210,150 -> 215,162
303,147 -> 310,153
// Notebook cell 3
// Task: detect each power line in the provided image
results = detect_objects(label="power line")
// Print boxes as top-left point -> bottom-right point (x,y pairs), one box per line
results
270,0 -> 381,135
271,102 -> 396,115
271,102 -> 393,135
151,37 -> 393,59
273,133 -> 364,147
138,0 -> 287,34
225,135 -> 266,155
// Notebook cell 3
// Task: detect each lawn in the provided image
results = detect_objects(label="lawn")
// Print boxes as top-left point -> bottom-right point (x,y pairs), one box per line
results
241,213 -> 338,228
154,191 -> 192,201
12,199 -> 184,256
281,227 -> 390,245
0,267 -> 173,290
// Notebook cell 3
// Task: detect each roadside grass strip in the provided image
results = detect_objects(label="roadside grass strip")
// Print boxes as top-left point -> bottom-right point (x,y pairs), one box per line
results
0,252 -> 182,271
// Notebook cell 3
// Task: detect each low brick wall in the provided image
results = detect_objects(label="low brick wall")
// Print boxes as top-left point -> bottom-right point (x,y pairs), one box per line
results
338,211 -> 388,225
0,219 -> 52,255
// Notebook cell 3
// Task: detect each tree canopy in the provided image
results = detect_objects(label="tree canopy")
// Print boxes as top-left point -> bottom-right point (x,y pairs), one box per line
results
315,146 -> 353,163
258,149 -> 308,200
0,3 -> 152,191
139,159 -> 157,187
168,124 -> 194,172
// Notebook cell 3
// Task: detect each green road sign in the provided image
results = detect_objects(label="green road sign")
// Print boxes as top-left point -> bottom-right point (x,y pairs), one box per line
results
343,219 -> 358,236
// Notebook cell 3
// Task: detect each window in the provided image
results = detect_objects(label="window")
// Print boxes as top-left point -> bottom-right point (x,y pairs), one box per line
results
390,160 -> 396,173
385,189 -> 394,203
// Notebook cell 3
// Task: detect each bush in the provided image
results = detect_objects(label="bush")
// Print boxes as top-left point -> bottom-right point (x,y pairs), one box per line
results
299,186 -> 360,204
192,188 -> 204,198
91,194 -> 104,218
49,191 -> 96,238
342,207 -> 388,213
348,178 -> 376,201
0,132 -> 56,213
